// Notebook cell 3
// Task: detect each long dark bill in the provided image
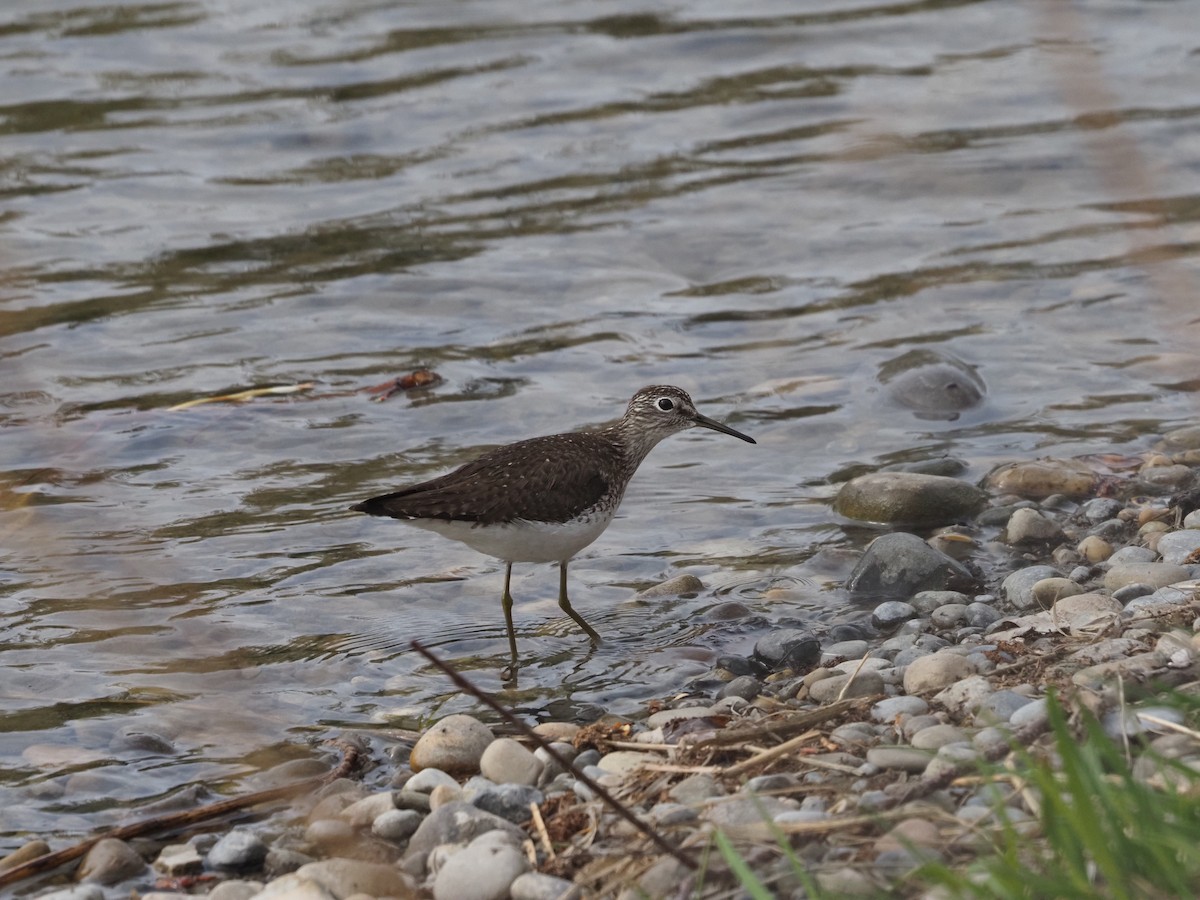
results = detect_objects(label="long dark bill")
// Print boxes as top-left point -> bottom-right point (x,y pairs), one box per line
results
693,412 -> 756,444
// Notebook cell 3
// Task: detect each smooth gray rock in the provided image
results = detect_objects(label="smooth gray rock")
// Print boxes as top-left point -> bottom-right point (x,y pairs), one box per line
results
1104,563 -> 1192,591
1001,565 -> 1060,610
702,795 -> 797,827
1030,577 -> 1083,606
433,831 -> 528,900
1151,530 -> 1200,564
930,603 -> 969,628
865,746 -> 933,772
834,472 -> 987,525
403,802 -> 526,878
974,691 -> 1035,725
964,601 -> 1002,627
1004,508 -> 1062,544
872,600 -> 918,630
902,651 -> 973,693
480,738 -> 542,787
511,871 -> 583,900
717,674 -> 762,700
752,628 -> 820,670
910,724 -> 969,750
870,696 -> 929,721
405,767 -> 459,794
808,671 -> 885,703
207,829 -> 267,872
372,808 -> 424,843
847,532 -> 976,599
295,858 -> 415,899
472,783 -> 544,824
78,838 -> 147,884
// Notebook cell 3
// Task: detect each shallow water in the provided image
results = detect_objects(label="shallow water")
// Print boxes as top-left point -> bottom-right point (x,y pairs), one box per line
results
2,0 -> 1199,851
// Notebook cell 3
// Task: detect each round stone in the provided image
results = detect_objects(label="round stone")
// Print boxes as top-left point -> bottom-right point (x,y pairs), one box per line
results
1030,577 -> 1083,606
873,601 -> 918,630
479,738 -> 542,787
410,715 -> 495,776
207,830 -> 268,871
78,838 -> 147,885
1001,565 -> 1060,610
752,628 -> 820,670
372,808 -> 424,843
433,831 -> 529,900
902,651 -> 973,693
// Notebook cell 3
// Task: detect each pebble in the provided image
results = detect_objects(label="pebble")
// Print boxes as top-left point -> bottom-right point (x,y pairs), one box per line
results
752,628 -> 820,669
410,714 -> 495,776
1001,565 -> 1060,609
1078,534 -> 1114,561
1104,562 -> 1192,591
716,674 -> 762,700
406,767 -> 460,794
472,783 -> 544,824
510,871 -> 583,900
403,801 -> 526,879
974,691 -> 1034,725
1005,508 -> 1062,543
808,670 -> 885,702
902,651 -> 973,693
933,675 -> 994,716
823,639 -> 871,660
154,844 -> 203,876
339,791 -> 396,826
1155,529 -> 1200,564
294,858 -> 415,899
372,808 -> 424,843
910,724 -> 969,750
871,696 -> 929,721
205,830 -> 267,872
480,738 -> 543,786
433,831 -> 529,900
872,600 -> 918,630
985,458 -> 1098,498
865,746 -> 933,772
1030,577 -> 1083,605
847,532 -> 976,597
77,838 -> 147,884
964,601 -> 1003,627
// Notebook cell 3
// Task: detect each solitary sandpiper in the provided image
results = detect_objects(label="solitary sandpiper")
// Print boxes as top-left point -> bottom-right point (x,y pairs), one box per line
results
351,385 -> 755,663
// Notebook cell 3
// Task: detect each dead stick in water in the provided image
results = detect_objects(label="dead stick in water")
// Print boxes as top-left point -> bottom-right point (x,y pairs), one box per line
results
410,640 -> 696,871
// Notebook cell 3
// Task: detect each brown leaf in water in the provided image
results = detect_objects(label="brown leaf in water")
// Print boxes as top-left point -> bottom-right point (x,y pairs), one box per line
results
362,368 -> 442,402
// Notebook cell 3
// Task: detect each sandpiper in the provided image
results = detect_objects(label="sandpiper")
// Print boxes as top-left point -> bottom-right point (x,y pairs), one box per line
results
351,385 -> 755,662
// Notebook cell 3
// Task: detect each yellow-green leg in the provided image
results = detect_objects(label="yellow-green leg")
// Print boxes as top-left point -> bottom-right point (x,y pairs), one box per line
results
501,562 -> 519,663
558,561 -> 602,645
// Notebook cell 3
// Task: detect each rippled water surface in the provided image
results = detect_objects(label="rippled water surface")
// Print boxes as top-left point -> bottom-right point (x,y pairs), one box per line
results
3,0 -> 1199,850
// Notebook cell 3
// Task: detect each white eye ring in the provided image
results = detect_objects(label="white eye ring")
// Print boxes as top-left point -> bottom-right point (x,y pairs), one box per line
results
656,397 -> 675,411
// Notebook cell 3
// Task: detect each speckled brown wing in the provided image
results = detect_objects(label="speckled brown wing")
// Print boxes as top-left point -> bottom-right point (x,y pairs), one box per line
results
351,431 -> 624,525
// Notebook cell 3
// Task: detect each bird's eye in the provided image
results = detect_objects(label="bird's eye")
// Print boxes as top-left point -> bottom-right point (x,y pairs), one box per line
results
656,397 -> 675,411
